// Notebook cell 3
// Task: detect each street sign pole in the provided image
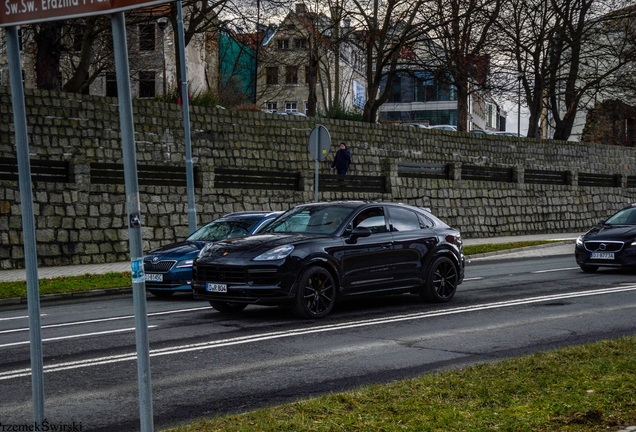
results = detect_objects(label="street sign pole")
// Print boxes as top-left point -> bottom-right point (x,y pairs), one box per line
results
314,127 -> 320,202
6,25 -> 45,425
111,12 -> 154,432
176,0 -> 197,234
307,125 -> 332,203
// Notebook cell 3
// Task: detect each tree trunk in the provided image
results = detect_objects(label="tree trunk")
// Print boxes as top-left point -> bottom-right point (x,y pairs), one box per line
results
35,22 -> 63,91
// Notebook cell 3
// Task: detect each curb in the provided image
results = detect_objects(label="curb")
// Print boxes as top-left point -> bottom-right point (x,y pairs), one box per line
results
465,240 -> 574,260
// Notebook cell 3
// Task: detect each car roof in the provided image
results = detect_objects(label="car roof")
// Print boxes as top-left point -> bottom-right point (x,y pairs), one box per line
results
222,211 -> 283,219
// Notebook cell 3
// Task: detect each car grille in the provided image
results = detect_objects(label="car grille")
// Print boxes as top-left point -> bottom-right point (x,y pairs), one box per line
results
195,265 -> 280,286
584,241 -> 624,253
144,260 -> 176,273
196,265 -> 246,283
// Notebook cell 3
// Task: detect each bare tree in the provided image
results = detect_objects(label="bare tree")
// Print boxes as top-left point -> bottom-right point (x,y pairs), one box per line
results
498,0 -> 636,140
422,0 -> 503,132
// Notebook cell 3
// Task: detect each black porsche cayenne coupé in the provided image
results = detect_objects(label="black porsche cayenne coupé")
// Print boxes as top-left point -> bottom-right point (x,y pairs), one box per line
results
192,201 -> 465,319
575,203 -> 636,272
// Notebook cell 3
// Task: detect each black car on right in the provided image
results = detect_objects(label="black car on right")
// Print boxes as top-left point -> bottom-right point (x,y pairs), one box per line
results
575,204 -> 636,272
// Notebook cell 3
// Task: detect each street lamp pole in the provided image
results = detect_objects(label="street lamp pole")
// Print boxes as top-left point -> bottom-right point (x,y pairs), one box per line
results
517,72 -> 523,139
157,17 -> 168,98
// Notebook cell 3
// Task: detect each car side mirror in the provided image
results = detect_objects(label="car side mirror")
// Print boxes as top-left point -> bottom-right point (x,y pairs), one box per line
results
598,220 -> 605,225
346,226 -> 371,244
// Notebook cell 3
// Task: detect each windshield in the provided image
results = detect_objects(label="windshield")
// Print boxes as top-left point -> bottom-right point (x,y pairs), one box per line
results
604,207 -> 636,226
187,219 -> 258,241
263,205 -> 356,235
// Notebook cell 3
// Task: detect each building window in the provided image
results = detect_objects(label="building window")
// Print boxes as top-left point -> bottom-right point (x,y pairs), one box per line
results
304,101 -> 309,115
285,101 -> 298,113
106,72 -> 117,97
0,69 -> 4,86
390,75 -> 401,103
294,38 -> 306,49
266,67 -> 278,85
139,24 -> 156,51
277,39 -> 289,49
267,101 -> 277,112
73,25 -> 85,52
285,66 -> 298,84
139,71 -> 155,97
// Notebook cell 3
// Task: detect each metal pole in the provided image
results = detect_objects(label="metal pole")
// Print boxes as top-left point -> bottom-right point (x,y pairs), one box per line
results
517,73 -> 522,140
6,25 -> 45,425
111,13 -> 154,432
162,30 -> 167,97
177,0 -> 197,234
314,127 -> 320,202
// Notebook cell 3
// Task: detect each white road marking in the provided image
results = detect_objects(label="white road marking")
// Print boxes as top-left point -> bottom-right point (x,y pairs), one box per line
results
0,326 -> 157,348
531,267 -> 579,274
0,314 -> 46,322
0,306 -> 211,335
1,285 -> 635,380
463,277 -> 484,281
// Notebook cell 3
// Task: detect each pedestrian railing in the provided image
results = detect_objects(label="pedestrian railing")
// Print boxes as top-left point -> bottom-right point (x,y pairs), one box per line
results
214,168 -> 302,191
0,157 -> 70,183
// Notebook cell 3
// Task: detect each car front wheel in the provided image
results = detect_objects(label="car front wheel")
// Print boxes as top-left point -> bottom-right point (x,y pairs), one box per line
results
421,256 -> 458,303
209,301 -> 248,313
291,266 -> 336,319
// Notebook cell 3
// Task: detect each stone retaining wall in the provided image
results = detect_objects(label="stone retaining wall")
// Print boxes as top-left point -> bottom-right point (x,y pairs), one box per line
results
1,87 -> 636,269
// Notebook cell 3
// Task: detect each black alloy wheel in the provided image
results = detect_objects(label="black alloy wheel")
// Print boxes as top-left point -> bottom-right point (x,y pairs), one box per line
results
292,266 -> 336,319
209,301 -> 248,313
580,264 -> 599,273
421,256 -> 458,302
148,290 -> 175,298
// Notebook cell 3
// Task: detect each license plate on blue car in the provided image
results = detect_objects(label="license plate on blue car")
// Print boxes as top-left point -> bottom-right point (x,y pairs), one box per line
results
206,283 -> 227,293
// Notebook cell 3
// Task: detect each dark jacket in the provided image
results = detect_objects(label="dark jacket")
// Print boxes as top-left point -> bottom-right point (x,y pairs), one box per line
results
331,148 -> 352,171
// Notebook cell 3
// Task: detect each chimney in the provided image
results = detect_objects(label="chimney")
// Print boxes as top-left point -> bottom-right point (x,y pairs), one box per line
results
296,3 -> 307,15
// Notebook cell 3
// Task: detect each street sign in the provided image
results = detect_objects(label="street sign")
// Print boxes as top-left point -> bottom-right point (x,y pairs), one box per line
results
0,0 -> 171,27
308,125 -> 331,161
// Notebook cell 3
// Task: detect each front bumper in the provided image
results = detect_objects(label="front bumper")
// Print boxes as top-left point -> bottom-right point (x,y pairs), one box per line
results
575,245 -> 636,268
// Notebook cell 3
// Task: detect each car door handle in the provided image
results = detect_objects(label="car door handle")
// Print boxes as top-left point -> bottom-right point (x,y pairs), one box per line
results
381,243 -> 392,249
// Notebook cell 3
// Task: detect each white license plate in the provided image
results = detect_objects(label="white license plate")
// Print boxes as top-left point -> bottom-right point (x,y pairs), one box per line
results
145,273 -> 163,282
590,252 -> 614,260
206,283 -> 227,293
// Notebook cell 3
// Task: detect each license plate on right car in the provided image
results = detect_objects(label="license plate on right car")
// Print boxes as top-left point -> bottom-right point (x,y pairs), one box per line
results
590,252 -> 614,259
206,283 -> 227,293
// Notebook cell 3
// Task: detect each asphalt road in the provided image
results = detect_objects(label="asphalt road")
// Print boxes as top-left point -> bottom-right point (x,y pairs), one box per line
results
1,253 -> 635,431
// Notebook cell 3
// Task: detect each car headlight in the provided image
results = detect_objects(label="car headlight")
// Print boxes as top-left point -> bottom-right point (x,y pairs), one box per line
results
253,245 -> 294,261
576,236 -> 584,247
631,240 -> 636,247
197,243 -> 214,259
177,259 -> 194,268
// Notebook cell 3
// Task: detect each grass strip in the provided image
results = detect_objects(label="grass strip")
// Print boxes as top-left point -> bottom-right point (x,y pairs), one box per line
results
0,272 -> 131,300
463,240 -> 561,256
165,336 -> 636,432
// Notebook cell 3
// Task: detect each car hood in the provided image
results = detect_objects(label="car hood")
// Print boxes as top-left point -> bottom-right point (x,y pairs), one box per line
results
583,225 -> 636,241
146,241 -> 207,261
198,233 -> 323,260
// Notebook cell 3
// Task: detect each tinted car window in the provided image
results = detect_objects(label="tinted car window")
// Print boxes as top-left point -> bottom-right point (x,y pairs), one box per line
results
344,207 -> 387,235
388,207 -> 420,232
265,205 -> 355,235
605,207 -> 636,225
187,219 -> 257,241
417,213 -> 433,228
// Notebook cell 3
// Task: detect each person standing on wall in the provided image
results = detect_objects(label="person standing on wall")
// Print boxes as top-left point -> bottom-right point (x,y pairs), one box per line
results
330,142 -> 352,175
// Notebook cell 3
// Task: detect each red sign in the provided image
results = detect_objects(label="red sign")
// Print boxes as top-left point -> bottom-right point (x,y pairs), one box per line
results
1,0 -> 171,27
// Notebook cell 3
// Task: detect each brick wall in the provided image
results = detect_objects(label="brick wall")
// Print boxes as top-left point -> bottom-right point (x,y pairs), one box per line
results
1,87 -> 636,269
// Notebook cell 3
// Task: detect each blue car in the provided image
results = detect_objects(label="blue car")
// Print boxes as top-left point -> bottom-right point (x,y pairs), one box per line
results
144,211 -> 283,297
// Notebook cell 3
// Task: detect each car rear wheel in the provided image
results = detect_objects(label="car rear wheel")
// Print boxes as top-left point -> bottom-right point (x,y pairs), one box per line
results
291,266 -> 336,319
580,265 -> 599,273
148,290 -> 174,298
421,256 -> 458,303
209,301 -> 248,313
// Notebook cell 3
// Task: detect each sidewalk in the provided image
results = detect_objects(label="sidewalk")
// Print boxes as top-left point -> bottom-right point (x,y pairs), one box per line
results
0,232 -> 582,283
